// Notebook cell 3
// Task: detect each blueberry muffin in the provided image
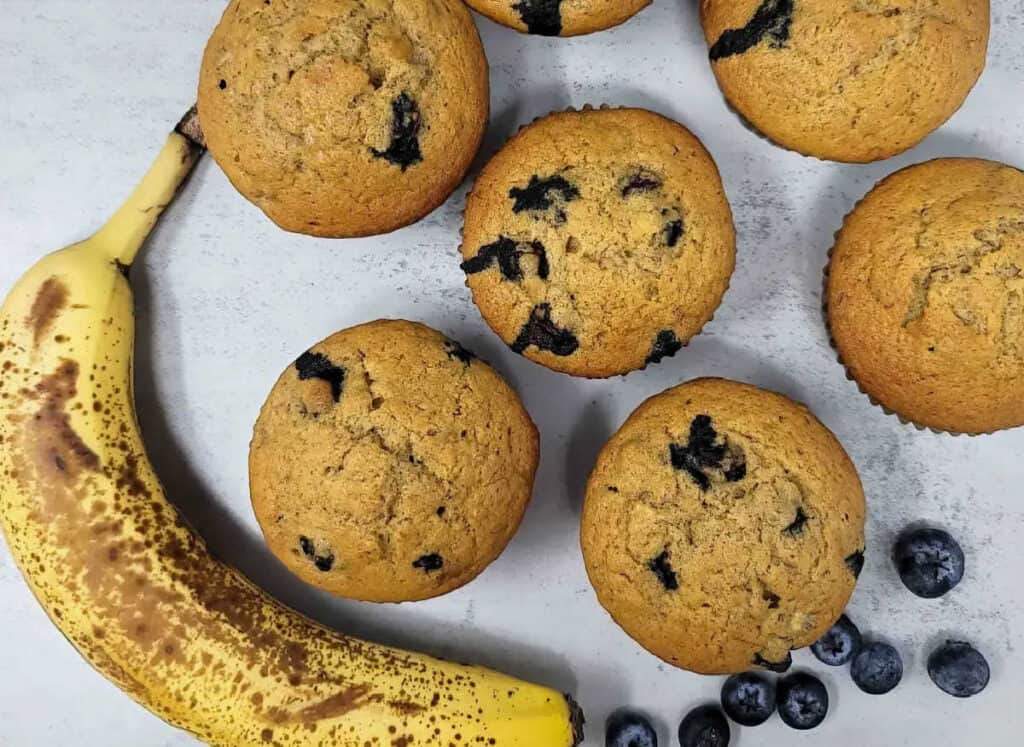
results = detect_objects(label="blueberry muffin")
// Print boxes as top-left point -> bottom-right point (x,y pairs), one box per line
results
826,158 -> 1024,434
700,0 -> 990,162
460,107 -> 736,378
198,0 -> 489,237
249,320 -> 539,602
581,378 -> 866,675
464,0 -> 650,36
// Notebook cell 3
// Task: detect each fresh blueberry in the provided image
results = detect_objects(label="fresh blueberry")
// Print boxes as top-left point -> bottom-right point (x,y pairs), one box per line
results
721,672 -> 775,726
606,710 -> 657,747
811,614 -> 863,666
851,642 -> 903,694
893,527 -> 965,598
777,672 -> 829,730
678,705 -> 729,747
928,641 -> 990,698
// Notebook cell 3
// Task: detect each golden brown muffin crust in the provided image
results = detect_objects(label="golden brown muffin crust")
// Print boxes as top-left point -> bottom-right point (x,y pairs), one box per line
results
199,0 -> 489,237
827,158 -> 1024,434
249,320 -> 539,602
581,378 -> 866,675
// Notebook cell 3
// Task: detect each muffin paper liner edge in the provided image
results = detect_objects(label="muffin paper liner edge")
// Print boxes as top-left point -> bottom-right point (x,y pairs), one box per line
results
821,195 -> 986,437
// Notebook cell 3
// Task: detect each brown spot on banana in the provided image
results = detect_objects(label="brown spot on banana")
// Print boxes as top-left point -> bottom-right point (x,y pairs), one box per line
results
389,700 -> 427,715
27,277 -> 69,347
24,359 -> 100,481
266,686 -> 382,724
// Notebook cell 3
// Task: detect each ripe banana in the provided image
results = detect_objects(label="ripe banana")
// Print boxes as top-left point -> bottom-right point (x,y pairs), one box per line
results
0,109 -> 584,747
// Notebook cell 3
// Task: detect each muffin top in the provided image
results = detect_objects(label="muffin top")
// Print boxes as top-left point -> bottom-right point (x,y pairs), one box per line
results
198,0 -> 489,237
460,107 -> 736,378
581,378 -> 866,674
464,0 -> 651,36
700,0 -> 990,162
828,158 -> 1024,434
249,320 -> 539,602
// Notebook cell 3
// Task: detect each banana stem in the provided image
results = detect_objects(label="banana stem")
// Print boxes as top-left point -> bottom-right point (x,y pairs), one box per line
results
90,108 -> 205,268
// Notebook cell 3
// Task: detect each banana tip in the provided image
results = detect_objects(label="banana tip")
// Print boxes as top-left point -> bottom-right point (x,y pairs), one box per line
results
175,105 -> 206,149
566,693 -> 585,746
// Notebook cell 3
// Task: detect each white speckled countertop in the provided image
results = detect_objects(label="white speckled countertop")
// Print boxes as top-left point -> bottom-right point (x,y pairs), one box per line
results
2,1 -> 1023,745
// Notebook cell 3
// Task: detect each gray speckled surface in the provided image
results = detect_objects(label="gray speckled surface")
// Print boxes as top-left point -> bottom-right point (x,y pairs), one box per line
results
1,1 -> 1023,745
